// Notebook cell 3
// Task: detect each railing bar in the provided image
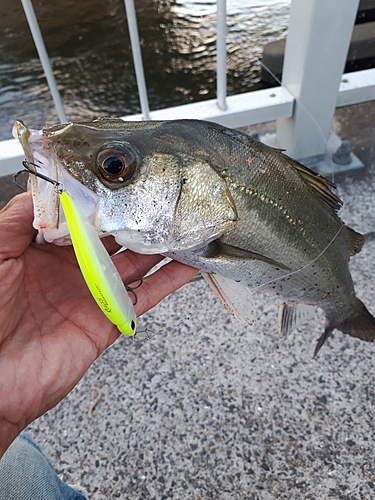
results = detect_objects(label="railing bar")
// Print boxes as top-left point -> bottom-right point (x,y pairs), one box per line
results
20,0 -> 67,123
216,0 -> 227,111
124,0 -> 151,120
276,0 -> 360,159
3,67 -> 375,177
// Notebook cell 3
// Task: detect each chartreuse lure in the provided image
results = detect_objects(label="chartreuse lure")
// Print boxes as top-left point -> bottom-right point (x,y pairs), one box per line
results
59,189 -> 137,336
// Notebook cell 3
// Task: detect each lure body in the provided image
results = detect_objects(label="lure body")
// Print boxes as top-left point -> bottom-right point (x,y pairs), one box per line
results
59,190 -> 137,336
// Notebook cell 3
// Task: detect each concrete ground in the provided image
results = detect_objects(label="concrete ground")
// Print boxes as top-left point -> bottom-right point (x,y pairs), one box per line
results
1,101 -> 375,499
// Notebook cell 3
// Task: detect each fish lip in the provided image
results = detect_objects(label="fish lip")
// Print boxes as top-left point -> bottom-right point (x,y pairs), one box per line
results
13,120 -> 61,242
42,122 -> 73,138
13,120 -> 34,163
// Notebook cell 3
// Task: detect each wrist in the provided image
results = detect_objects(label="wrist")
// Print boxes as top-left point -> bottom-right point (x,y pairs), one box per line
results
0,419 -> 22,459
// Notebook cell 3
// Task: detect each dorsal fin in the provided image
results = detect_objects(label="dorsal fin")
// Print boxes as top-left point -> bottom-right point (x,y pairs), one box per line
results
279,152 -> 365,257
281,153 -> 343,215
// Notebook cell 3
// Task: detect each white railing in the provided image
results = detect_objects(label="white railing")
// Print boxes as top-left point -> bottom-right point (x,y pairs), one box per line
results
20,0 -> 66,123
1,0 -> 375,177
124,0 -> 150,120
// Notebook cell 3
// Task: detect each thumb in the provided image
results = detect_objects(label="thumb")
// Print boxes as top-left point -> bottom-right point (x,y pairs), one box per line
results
0,192 -> 37,260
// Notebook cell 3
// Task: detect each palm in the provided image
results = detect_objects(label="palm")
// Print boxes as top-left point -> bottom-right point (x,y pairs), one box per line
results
0,193 -> 197,455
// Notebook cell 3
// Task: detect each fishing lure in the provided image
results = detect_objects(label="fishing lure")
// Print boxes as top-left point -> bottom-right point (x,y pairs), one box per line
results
58,189 -> 137,336
15,161 -> 137,336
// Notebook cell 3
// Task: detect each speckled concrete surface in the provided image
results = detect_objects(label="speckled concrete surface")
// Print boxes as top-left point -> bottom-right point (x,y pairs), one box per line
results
3,101 -> 375,499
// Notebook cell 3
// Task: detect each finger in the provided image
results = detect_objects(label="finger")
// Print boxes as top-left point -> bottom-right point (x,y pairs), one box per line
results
134,259 -> 198,317
100,235 -> 122,256
0,192 -> 37,261
113,250 -> 165,283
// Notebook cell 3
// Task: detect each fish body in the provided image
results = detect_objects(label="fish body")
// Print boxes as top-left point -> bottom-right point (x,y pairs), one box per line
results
13,118 -> 375,352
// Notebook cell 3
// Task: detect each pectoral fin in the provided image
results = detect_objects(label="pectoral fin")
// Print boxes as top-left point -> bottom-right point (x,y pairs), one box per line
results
200,240 -> 290,270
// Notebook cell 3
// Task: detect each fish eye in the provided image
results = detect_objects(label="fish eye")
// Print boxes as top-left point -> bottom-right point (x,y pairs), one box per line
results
102,156 -> 124,175
97,143 -> 136,183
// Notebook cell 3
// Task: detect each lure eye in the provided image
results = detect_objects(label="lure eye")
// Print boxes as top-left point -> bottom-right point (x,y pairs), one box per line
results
97,143 -> 136,183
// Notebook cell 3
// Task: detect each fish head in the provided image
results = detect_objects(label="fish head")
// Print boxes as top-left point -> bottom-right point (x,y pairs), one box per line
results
13,118 -> 237,251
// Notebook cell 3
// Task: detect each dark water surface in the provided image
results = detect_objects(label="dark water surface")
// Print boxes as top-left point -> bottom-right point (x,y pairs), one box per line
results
0,0 -> 289,140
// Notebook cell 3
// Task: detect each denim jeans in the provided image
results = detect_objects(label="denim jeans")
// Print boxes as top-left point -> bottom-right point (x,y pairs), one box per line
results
0,433 -> 87,500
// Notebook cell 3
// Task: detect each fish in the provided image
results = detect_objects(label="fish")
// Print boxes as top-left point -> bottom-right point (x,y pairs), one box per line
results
13,117 -> 375,355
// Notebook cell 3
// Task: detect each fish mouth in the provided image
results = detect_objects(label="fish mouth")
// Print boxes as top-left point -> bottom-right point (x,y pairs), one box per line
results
13,120 -> 99,245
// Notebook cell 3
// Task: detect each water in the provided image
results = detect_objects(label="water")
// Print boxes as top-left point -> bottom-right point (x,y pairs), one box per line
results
0,0 -> 290,141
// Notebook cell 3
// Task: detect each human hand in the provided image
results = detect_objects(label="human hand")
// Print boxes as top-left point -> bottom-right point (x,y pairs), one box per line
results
0,192 -> 197,456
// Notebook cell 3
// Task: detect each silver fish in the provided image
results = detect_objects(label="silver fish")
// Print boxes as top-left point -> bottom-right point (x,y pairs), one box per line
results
13,118 -> 375,354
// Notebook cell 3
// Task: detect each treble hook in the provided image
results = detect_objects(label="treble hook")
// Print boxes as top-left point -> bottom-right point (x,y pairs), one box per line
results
13,160 -> 64,194
125,278 -> 143,306
131,327 -> 155,343
125,277 -> 154,341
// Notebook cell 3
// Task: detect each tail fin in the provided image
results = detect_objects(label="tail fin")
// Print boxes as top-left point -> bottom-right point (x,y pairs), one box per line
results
339,300 -> 375,342
314,300 -> 375,357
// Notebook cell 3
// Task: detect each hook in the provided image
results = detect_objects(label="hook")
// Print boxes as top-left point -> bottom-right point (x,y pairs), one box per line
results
131,327 -> 155,343
13,169 -> 28,191
125,278 -> 143,306
13,160 -> 64,194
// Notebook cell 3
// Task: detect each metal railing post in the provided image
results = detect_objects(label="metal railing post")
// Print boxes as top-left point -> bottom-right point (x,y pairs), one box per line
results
276,0 -> 360,159
124,0 -> 151,120
20,0 -> 67,123
216,0 -> 227,111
